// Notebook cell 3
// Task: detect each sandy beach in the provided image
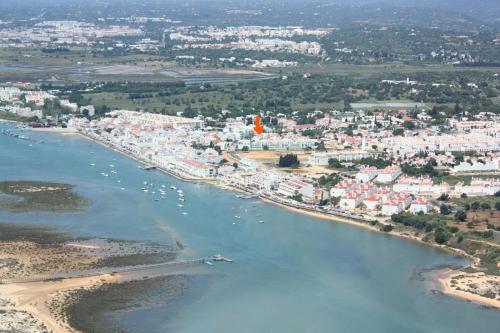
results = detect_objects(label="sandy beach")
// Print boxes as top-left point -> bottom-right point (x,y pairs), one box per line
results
0,273 -> 119,333
435,269 -> 500,309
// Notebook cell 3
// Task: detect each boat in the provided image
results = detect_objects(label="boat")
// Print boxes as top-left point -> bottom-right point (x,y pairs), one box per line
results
212,254 -> 233,263
235,194 -> 256,199
154,199 -> 160,202
259,220 -> 264,224
178,204 -> 184,208
90,163 -> 95,166
170,186 -> 177,190
235,215 -> 240,219
109,164 -> 115,168
120,187 -> 125,190
182,212 -> 188,215
205,261 -> 214,266
117,180 -> 121,183
143,181 -> 148,185
177,190 -> 183,194
161,185 -> 166,188
178,198 -> 185,202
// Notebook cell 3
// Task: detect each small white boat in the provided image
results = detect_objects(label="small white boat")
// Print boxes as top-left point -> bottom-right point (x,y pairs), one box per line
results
178,198 -> 185,202
178,204 -> 183,208
170,186 -> 177,190
109,164 -> 115,168
182,212 -> 188,215
161,185 -> 166,188
205,261 -> 214,266
143,189 -> 148,193
120,187 -> 125,190
117,180 -> 121,183
259,220 -> 264,224
143,181 -> 148,185
177,190 -> 183,194
90,163 -> 95,166
235,215 -> 240,219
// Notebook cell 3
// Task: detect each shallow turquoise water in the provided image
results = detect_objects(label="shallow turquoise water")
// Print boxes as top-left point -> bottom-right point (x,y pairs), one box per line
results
1,125 -> 499,333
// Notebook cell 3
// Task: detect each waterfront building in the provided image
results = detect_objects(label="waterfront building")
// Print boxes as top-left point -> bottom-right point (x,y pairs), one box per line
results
277,178 -> 314,201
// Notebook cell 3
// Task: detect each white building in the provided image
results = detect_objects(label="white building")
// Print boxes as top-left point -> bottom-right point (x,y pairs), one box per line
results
376,166 -> 402,183
452,158 -> 500,173
308,150 -> 375,166
393,176 -> 449,197
409,198 -> 430,214
356,167 -> 379,183
277,178 -> 314,200
454,177 -> 500,196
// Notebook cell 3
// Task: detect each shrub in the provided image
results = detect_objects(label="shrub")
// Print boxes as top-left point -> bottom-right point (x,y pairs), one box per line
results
382,225 -> 393,232
454,210 -> 467,222
434,228 -> 450,244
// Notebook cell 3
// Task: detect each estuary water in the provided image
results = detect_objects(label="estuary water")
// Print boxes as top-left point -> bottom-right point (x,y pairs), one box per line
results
0,124 -> 499,333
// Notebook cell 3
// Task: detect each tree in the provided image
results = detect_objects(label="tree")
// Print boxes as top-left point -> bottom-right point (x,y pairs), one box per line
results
440,204 -> 450,215
290,190 -> 303,202
480,202 -> 491,210
382,224 -> 393,232
392,128 -> 404,136
328,158 -> 343,169
242,146 -> 249,152
278,154 -> 300,168
232,162 -> 238,169
454,210 -> 467,222
434,228 -> 450,244
495,202 -> 500,211
471,201 -> 480,211
402,121 -> 415,130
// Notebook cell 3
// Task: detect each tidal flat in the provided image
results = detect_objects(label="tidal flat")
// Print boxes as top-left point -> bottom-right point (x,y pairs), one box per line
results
0,180 -> 89,212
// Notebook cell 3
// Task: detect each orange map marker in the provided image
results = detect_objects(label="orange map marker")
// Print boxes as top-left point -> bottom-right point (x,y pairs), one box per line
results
254,115 -> 264,134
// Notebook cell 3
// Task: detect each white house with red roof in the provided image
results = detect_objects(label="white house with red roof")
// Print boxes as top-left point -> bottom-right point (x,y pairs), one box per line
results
381,193 -> 412,215
330,179 -> 358,197
376,166 -> 402,183
356,167 -> 379,183
409,197 -> 430,214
